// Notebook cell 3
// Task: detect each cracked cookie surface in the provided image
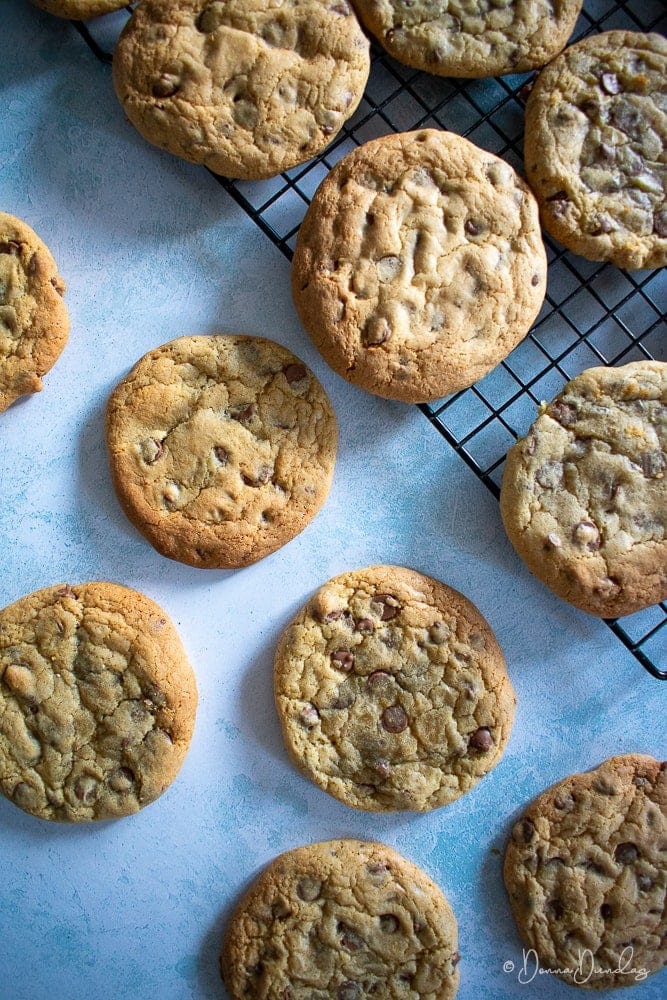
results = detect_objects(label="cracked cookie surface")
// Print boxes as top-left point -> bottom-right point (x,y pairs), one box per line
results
351,0 -> 582,78
274,565 -> 516,812
504,754 -> 667,990
112,0 -> 370,180
524,30 -> 667,269
106,335 -> 338,568
500,361 -> 667,618
291,129 -> 547,402
0,212 -> 69,413
31,0 -> 128,18
221,839 -> 460,999
0,582 -> 197,822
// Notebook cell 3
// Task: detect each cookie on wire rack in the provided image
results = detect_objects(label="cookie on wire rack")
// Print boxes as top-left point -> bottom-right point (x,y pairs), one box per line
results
112,0 -> 371,180
292,128 -> 547,402
524,30 -> 667,269
500,361 -> 667,618
351,0 -> 583,78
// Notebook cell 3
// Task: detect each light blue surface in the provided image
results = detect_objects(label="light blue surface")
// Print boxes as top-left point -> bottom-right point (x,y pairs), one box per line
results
0,4 -> 665,999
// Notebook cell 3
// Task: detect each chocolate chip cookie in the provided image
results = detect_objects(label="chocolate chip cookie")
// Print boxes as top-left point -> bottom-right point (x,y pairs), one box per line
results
351,0 -> 583,78
221,839 -> 461,998
0,582 -> 197,822
0,212 -> 69,413
524,30 -> 667,270
500,361 -> 667,618
291,129 -> 547,402
106,335 -> 338,569
112,0 -> 370,180
274,565 -> 516,812
30,0 -> 128,18
504,754 -> 667,990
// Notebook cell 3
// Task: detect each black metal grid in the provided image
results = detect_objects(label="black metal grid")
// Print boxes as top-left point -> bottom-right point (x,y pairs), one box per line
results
74,1 -> 666,678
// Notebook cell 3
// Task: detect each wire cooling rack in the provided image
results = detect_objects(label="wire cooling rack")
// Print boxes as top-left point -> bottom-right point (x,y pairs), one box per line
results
74,1 -> 666,678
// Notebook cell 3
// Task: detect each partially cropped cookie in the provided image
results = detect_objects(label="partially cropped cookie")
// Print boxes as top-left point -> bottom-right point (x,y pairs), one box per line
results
221,839 -> 460,998
504,754 -> 667,990
500,362 -> 667,618
524,30 -> 667,270
351,0 -> 582,78
0,212 -> 69,413
106,335 -> 337,569
0,582 -> 197,822
30,0 -> 128,19
274,565 -> 516,812
292,129 -> 547,402
112,0 -> 370,180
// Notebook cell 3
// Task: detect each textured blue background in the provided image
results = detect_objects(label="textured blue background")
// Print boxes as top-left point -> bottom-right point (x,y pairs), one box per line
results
0,3 -> 664,998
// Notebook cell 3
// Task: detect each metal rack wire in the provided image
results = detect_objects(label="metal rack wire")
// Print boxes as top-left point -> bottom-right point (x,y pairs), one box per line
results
74,1 -> 666,678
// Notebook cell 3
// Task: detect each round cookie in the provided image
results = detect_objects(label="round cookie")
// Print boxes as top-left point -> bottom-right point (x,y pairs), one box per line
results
112,0 -> 371,181
291,129 -> 547,403
274,565 -> 516,812
0,582 -> 197,822
504,754 -> 667,990
31,0 -> 128,19
221,839 -> 460,998
105,335 -> 338,569
0,212 -> 69,414
524,30 -> 667,270
500,361 -> 667,618
351,0 -> 583,78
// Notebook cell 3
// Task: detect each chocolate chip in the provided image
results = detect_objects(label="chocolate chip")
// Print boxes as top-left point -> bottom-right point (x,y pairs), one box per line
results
214,446 -> 229,465
637,874 -> 653,892
546,190 -> 569,203
337,923 -> 364,952
74,776 -> 98,804
330,650 -> 354,672
531,274 -> 540,286
535,461 -> 562,489
548,400 -> 577,426
468,727 -> 494,752
654,210 -> 667,238
367,670 -> 391,688
600,903 -> 613,919
465,219 -> 482,236
600,72 -> 622,95
142,438 -> 164,464
519,76 -> 536,102
338,984 -> 361,1000
521,818 -> 536,843
573,520 -> 601,550
372,594 -> 400,621
451,951 -> 461,967
367,863 -> 388,877
373,759 -> 390,779
356,618 -> 374,634
108,767 -> 135,793
379,914 -> 399,933
0,241 -> 20,255
231,403 -> 257,423
283,364 -> 307,386
592,214 -> 615,235
641,449 -> 666,478
382,705 -> 408,733
242,465 -> 272,487
615,842 -> 639,864
298,704 -> 319,728
547,899 -> 564,920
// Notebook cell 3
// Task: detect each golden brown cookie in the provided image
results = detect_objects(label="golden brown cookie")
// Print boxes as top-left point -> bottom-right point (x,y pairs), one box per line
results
291,129 -> 547,402
31,0 -> 128,18
500,361 -> 667,618
0,582 -> 197,822
221,839 -> 460,998
112,0 -> 371,180
504,754 -> 667,990
351,0 -> 583,78
524,30 -> 667,269
274,565 -> 516,812
105,335 -> 338,569
0,212 -> 69,413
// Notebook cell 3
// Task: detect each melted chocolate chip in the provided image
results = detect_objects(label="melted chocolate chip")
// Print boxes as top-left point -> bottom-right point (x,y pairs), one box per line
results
464,219 -> 482,236
468,727 -> 494,752
372,594 -> 400,621
283,364 -> 308,386
382,705 -> 408,733
330,650 -> 355,672
214,446 -> 229,465
615,842 -> 639,864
